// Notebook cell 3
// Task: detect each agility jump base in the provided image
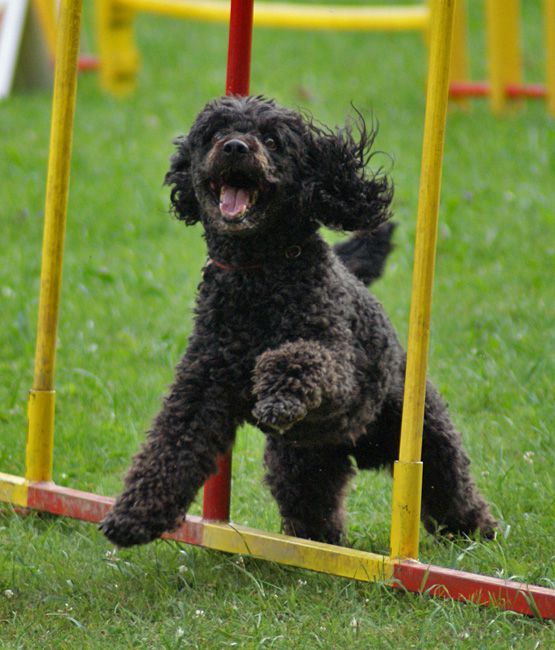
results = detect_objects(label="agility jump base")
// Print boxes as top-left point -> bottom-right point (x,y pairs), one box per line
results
95,0 -> 468,97
2,473 -> 555,619
2,0 -> 555,621
450,0 -> 555,115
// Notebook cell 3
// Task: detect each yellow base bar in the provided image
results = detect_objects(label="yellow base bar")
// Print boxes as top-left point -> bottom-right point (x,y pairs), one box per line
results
389,461 -> 423,560
117,0 -> 429,31
201,522 -> 395,582
0,473 -> 29,508
25,390 -> 56,482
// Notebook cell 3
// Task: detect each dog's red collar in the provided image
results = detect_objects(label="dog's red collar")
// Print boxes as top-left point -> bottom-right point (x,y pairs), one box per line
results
206,245 -> 302,272
207,258 -> 263,272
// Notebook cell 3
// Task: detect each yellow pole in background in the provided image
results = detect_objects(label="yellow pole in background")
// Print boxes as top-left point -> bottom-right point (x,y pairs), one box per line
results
449,0 -> 468,88
32,0 -> 58,60
389,0 -> 455,560
26,0 -> 83,482
546,0 -> 555,116
96,0 -> 140,96
485,0 -> 522,114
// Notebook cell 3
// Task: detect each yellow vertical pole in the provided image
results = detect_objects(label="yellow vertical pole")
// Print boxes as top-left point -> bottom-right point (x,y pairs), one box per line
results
485,0 -> 522,114
389,0 -> 456,560
25,0 -> 83,483
546,0 -> 555,116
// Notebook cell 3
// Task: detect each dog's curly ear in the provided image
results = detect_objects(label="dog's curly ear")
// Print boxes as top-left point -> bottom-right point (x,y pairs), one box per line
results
164,135 -> 201,225
301,114 -> 393,232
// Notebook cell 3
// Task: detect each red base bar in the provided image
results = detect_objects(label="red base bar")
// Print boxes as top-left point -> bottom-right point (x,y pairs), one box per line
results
449,81 -> 547,99
16,481 -> 555,619
78,55 -> 99,72
449,81 -> 489,97
393,561 -> 555,619
28,482 -> 113,522
506,83 -> 547,99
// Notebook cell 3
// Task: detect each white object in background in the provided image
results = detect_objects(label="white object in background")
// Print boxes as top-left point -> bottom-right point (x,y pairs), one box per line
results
0,0 -> 30,99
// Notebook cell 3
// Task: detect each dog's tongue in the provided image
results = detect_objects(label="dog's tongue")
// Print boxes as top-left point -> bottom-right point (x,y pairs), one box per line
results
219,186 -> 250,219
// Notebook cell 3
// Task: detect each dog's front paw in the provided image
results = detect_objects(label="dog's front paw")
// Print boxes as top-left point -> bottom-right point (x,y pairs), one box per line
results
252,395 -> 307,433
100,506 -> 166,548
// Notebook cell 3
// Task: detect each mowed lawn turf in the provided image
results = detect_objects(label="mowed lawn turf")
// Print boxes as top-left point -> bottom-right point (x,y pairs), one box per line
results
1,2 -> 554,648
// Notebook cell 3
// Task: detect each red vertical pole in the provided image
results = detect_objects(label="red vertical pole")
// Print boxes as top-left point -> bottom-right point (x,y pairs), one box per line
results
202,0 -> 254,521
202,452 -> 233,520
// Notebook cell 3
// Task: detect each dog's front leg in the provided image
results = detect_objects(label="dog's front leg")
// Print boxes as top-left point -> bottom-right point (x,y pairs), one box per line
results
252,339 -> 356,433
101,352 -> 235,547
264,436 -> 355,544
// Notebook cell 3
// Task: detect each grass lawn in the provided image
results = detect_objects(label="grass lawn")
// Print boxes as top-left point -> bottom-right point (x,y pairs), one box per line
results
1,1 -> 554,647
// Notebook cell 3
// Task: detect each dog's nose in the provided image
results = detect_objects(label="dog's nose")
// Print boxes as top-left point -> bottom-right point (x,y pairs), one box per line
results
223,139 -> 250,155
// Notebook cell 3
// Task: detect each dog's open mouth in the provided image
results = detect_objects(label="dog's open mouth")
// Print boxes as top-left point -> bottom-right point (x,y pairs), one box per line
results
208,175 -> 261,223
218,185 -> 259,222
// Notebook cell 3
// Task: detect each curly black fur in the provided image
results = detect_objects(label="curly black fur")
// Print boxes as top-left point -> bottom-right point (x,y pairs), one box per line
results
101,96 -> 496,548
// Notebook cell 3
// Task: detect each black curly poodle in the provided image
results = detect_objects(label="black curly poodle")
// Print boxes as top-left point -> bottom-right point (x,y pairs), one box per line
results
101,96 -> 496,548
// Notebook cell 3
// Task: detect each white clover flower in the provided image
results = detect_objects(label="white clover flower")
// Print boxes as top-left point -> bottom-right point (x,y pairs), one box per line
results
523,451 -> 535,464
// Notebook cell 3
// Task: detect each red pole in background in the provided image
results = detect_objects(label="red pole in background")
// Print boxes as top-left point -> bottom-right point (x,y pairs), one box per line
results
226,0 -> 254,96
202,0 -> 254,521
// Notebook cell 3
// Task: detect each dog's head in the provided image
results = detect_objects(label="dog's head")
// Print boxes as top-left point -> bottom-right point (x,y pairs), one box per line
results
165,96 -> 392,237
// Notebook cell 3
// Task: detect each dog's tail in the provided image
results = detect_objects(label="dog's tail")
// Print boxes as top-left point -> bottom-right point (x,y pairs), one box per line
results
333,222 -> 395,286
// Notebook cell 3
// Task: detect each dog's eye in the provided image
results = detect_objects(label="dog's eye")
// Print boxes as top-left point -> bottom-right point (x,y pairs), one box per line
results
211,132 -> 224,144
264,137 -> 278,150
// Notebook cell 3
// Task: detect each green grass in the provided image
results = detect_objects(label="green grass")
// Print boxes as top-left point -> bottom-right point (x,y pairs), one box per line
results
1,1 -> 554,647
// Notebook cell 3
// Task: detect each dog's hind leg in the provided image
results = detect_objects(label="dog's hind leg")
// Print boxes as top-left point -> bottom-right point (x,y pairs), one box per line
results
264,436 -> 355,545
418,382 -> 498,539
353,382 -> 497,539
101,349 -> 236,547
